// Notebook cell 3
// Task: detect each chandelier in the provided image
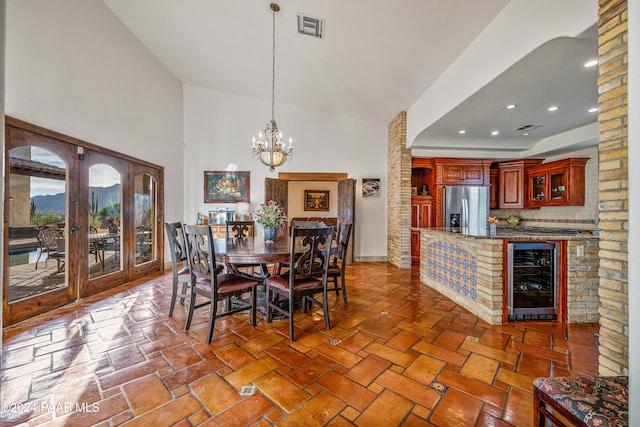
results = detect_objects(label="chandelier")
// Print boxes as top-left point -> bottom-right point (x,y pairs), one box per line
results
252,3 -> 293,172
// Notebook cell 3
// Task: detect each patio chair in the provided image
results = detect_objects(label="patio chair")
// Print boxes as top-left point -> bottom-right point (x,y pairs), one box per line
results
38,226 -> 66,274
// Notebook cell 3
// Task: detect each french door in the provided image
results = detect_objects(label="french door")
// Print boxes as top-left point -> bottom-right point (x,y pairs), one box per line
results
3,117 -> 164,325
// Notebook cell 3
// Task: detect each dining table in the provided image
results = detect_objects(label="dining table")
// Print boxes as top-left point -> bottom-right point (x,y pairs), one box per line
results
213,234 -> 336,319
213,234 -> 336,278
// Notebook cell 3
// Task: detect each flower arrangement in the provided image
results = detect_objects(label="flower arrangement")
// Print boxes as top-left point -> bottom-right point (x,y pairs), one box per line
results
254,200 -> 287,228
104,217 -> 120,227
487,217 -> 498,223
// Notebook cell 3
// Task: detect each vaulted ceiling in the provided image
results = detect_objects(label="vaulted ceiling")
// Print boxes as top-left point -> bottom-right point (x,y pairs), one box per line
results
103,0 -> 598,157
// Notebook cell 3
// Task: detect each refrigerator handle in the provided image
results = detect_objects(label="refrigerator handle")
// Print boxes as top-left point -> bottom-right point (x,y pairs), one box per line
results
461,198 -> 468,233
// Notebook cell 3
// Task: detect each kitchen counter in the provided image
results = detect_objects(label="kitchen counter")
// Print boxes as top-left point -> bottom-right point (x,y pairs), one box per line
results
416,227 -> 600,325
412,226 -> 598,241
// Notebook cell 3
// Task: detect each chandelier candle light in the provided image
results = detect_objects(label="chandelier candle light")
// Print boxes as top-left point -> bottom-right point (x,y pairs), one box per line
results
252,3 -> 294,172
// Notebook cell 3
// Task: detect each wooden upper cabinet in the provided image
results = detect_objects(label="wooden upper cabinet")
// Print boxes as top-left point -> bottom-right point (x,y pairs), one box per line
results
526,158 -> 588,207
489,169 -> 498,209
497,159 -> 543,209
434,158 -> 492,186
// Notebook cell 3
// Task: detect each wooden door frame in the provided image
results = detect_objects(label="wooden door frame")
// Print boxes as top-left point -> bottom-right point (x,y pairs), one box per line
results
277,172 -> 355,263
3,117 -> 165,325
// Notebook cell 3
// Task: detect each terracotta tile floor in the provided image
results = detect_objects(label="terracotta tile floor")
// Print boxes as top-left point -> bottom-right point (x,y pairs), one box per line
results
1,262 -> 599,426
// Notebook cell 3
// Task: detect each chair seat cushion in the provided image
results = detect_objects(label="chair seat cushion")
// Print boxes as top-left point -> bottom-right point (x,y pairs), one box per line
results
194,274 -> 258,295
534,375 -> 628,426
176,266 -> 190,277
327,265 -> 342,276
266,274 -> 324,292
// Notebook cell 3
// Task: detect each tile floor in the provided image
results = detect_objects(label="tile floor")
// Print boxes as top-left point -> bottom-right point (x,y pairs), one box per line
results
1,262 -> 599,426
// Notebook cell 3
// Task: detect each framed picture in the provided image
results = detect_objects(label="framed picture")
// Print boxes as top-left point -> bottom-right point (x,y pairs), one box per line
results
204,171 -> 250,203
362,178 -> 381,197
304,190 -> 329,211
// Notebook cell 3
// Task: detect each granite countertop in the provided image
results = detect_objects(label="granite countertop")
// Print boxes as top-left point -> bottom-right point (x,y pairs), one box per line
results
415,226 -> 598,240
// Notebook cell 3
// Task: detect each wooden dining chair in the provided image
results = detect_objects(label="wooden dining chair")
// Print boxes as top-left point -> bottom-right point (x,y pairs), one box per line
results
265,225 -> 334,341
225,220 -> 253,239
165,222 -> 192,317
183,224 -> 259,344
327,223 -> 352,306
224,220 -> 265,278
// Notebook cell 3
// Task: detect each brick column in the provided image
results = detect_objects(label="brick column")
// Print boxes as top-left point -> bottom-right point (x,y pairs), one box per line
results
597,0 -> 629,375
387,112 -> 411,268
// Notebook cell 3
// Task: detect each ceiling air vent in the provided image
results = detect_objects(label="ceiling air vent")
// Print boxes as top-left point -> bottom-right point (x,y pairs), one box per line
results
297,14 -> 325,39
514,124 -> 544,132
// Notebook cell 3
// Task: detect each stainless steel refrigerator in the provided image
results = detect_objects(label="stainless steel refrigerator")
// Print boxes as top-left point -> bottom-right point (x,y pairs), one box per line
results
442,186 -> 488,236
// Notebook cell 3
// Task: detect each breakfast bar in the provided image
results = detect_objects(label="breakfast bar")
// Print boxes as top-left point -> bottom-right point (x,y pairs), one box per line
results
416,227 -> 600,325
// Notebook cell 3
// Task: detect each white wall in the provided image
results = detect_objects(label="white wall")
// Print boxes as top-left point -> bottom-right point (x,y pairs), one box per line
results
407,0 -> 597,146
183,85 -> 388,259
5,0 -> 184,229
0,0 -> 5,333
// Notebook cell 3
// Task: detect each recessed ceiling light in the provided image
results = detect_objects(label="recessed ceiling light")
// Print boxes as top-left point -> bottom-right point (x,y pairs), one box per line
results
588,107 -> 598,113
583,59 -> 598,68
491,131 -> 499,136
458,130 -> 466,134
506,104 -> 517,110
547,106 -> 559,112
522,133 -> 530,136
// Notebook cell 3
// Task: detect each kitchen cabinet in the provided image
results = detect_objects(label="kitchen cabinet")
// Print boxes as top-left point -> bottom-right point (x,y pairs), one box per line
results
440,164 -> 485,185
490,169 -> 498,209
411,158 -> 434,196
411,196 -> 433,263
497,159 -> 543,209
434,158 -> 491,185
432,158 -> 492,226
526,158 -> 588,207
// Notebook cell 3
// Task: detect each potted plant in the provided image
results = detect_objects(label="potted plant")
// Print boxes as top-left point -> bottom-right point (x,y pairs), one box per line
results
254,200 -> 287,242
104,217 -> 120,234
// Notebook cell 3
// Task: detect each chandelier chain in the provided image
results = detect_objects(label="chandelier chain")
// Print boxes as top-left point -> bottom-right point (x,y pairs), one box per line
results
251,3 -> 293,172
271,6 -> 276,122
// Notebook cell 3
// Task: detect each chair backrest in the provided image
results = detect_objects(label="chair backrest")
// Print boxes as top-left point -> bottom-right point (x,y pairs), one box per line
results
39,226 -> 65,252
291,220 -> 319,228
34,226 -> 47,246
165,222 -> 187,267
334,223 -> 353,263
289,226 -> 334,281
226,220 -> 253,239
183,224 -> 217,284
89,225 -> 98,234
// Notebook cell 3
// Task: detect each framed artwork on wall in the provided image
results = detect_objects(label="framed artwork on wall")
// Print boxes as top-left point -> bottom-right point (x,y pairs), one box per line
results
204,171 -> 250,203
304,190 -> 329,211
362,178 -> 381,197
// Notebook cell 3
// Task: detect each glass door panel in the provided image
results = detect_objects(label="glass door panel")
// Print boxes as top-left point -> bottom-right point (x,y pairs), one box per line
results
549,171 -> 566,202
79,149 -> 128,298
88,163 -> 122,279
531,174 -> 546,202
4,122 -> 78,327
134,173 -> 157,266
7,146 -> 68,302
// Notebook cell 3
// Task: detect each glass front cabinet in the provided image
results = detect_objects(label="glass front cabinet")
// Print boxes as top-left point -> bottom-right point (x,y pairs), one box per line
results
526,158 -> 588,208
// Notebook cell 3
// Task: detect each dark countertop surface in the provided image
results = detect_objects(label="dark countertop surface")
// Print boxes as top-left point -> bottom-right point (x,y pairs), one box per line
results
414,226 -> 598,240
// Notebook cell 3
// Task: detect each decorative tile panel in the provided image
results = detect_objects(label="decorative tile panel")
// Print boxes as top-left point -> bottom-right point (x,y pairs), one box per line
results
426,240 -> 477,301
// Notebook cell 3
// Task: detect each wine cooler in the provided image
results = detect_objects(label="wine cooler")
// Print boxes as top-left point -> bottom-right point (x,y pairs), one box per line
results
507,242 -> 559,321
